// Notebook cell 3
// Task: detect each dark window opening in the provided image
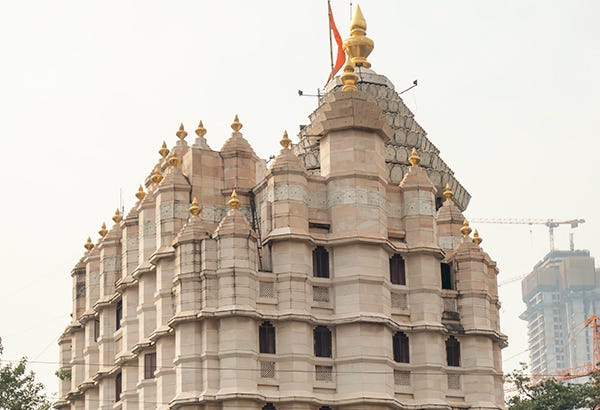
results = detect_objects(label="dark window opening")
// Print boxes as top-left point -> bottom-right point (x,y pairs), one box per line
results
93,319 -> 100,342
115,372 -> 122,402
259,321 -> 276,354
319,407 -> 332,410
435,196 -> 444,211
390,254 -> 406,285
314,326 -> 332,358
262,404 -> 276,410
393,331 -> 410,363
116,300 -> 123,331
441,262 -> 453,290
446,336 -> 461,367
144,352 -> 156,379
313,246 -> 330,278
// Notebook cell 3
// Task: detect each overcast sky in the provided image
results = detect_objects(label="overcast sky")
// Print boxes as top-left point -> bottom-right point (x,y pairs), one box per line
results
1,0 -> 598,399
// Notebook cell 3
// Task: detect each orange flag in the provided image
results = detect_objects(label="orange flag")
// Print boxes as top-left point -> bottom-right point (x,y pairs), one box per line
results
327,2 -> 346,82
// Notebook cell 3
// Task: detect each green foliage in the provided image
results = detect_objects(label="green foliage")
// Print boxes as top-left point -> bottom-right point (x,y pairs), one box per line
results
0,338 -> 51,410
54,368 -> 71,381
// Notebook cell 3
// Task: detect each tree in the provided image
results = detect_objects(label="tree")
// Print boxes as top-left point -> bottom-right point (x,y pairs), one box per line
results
0,338 -> 50,410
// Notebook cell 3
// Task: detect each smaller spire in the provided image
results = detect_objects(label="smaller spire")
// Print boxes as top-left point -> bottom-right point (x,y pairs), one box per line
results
227,190 -> 240,210
168,150 -> 181,167
136,184 -> 146,201
112,208 -> 123,224
98,222 -> 108,238
189,197 -> 201,217
176,123 -> 188,141
159,141 -> 170,158
231,114 -> 243,132
460,219 -> 472,237
84,236 -> 94,251
280,130 -> 291,149
443,183 -> 454,200
195,121 -> 207,138
341,62 -> 358,92
151,165 -> 163,184
408,148 -> 421,166
472,229 -> 482,246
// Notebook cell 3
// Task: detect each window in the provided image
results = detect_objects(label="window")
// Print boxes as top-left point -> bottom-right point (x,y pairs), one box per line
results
389,254 -> 406,285
313,246 -> 330,278
441,263 -> 453,290
446,336 -> 460,367
393,331 -> 410,363
262,404 -> 276,410
319,407 -> 332,410
115,372 -> 122,402
314,326 -> 332,358
259,321 -> 276,354
93,319 -> 100,342
116,300 -> 122,331
144,352 -> 156,379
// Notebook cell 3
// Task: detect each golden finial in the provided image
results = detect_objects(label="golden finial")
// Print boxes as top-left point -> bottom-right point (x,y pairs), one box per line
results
280,130 -> 291,149
112,208 -> 122,224
460,219 -> 472,237
176,123 -> 188,140
98,223 -> 108,238
341,62 -> 358,92
343,5 -> 374,70
135,184 -> 146,201
472,229 -> 482,246
189,197 -> 201,217
227,190 -> 240,210
168,149 -> 181,167
151,165 -> 163,184
84,236 -> 94,251
443,183 -> 454,200
231,114 -> 243,132
195,121 -> 207,138
159,141 -> 170,158
408,148 -> 421,166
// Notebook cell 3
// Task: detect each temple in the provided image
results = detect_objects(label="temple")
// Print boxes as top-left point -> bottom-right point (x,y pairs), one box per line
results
55,6 -> 506,410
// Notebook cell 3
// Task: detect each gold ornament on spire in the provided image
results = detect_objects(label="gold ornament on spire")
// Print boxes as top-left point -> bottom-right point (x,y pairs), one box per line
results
159,141 -> 170,158
231,115 -> 243,132
195,121 -> 207,138
136,184 -> 146,201
84,236 -> 94,251
168,150 -> 181,167
460,219 -> 472,237
151,165 -> 163,184
443,183 -> 454,200
472,229 -> 482,246
280,130 -> 291,149
408,148 -> 421,166
343,5 -> 374,68
176,123 -> 188,140
98,222 -> 108,238
189,197 -> 201,217
341,61 -> 358,92
227,190 -> 240,210
112,208 -> 123,224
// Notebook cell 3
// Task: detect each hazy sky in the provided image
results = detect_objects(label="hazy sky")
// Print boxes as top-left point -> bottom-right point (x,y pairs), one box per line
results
1,0 -> 598,399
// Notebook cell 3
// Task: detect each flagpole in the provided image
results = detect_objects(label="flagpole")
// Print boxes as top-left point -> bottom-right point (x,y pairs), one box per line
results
328,0 -> 334,74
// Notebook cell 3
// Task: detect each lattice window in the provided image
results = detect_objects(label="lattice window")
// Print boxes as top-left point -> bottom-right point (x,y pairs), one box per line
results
394,370 -> 411,386
260,361 -> 275,378
259,281 -> 275,298
443,297 -> 458,313
315,365 -> 333,382
447,373 -> 461,390
313,286 -> 330,302
391,292 -> 408,309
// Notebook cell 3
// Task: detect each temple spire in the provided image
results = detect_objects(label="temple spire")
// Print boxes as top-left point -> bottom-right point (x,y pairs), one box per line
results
343,5 -> 374,70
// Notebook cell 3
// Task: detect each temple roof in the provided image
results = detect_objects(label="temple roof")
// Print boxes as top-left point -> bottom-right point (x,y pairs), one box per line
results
294,68 -> 471,211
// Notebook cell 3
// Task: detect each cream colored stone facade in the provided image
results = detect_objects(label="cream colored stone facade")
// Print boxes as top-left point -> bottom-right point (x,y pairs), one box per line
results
56,53 -> 506,410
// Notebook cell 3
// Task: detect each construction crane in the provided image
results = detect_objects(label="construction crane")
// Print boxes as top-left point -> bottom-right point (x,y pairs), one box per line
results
470,218 -> 585,252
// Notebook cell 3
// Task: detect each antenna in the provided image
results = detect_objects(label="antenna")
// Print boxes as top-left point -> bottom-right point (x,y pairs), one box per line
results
399,79 -> 418,95
297,89 -> 322,98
